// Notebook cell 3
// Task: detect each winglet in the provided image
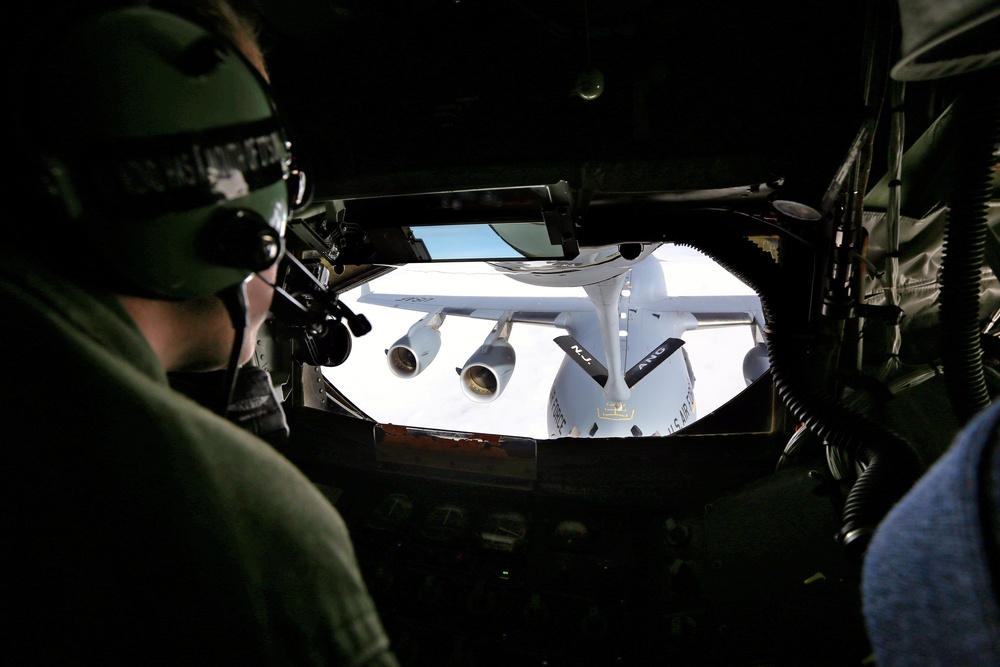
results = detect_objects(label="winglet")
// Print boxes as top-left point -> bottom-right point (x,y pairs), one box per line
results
554,335 -> 609,387
624,338 -> 685,388
361,283 -> 372,296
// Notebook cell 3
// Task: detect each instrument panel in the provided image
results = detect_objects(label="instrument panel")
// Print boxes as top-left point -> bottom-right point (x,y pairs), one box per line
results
303,453 -> 871,666
322,483 -> 697,664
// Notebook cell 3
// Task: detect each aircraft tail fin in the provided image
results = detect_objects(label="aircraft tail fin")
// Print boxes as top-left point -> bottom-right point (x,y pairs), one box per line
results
624,338 -> 685,388
554,335 -> 609,388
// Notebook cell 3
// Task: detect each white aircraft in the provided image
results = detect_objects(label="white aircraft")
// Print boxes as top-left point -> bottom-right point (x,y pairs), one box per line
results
357,243 -> 769,438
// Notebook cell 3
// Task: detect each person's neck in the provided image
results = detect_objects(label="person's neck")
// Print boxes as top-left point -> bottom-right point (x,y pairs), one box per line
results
116,294 -> 230,372
116,295 -> 188,371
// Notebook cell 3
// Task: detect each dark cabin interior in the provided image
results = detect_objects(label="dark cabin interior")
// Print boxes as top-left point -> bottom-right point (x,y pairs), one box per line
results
236,1 -> 999,664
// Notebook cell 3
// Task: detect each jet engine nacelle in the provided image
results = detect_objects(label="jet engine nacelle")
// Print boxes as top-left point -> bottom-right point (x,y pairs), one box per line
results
386,314 -> 444,378
459,341 -> 516,403
742,342 -> 770,385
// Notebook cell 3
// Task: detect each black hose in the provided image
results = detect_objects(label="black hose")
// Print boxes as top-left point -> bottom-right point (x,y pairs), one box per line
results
940,74 -> 1000,424
662,216 -> 923,558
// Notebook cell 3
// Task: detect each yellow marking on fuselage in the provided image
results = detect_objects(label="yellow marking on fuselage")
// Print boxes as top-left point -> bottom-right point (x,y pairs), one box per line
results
597,403 -> 635,421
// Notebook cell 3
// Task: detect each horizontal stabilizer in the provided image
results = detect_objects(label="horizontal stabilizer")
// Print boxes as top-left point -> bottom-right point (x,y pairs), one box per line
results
554,335 -> 608,387
624,338 -> 685,388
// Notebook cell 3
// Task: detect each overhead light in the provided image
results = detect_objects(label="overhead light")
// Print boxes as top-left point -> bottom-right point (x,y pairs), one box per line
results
575,67 -> 605,100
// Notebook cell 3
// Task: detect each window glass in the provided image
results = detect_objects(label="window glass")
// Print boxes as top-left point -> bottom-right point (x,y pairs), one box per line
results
325,244 -> 763,438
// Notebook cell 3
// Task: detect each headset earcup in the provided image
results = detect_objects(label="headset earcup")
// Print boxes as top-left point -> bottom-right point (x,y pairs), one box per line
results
201,208 -> 285,273
103,182 -> 289,299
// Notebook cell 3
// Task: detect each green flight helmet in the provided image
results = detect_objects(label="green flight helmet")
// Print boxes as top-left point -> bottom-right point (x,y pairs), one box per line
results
31,5 -> 291,299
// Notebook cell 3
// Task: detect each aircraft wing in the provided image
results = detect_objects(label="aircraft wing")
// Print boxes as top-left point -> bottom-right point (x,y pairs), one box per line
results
644,295 -> 765,328
356,283 -> 595,327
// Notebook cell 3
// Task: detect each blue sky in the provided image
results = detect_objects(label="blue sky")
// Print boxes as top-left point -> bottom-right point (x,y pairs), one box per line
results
417,224 -> 524,260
